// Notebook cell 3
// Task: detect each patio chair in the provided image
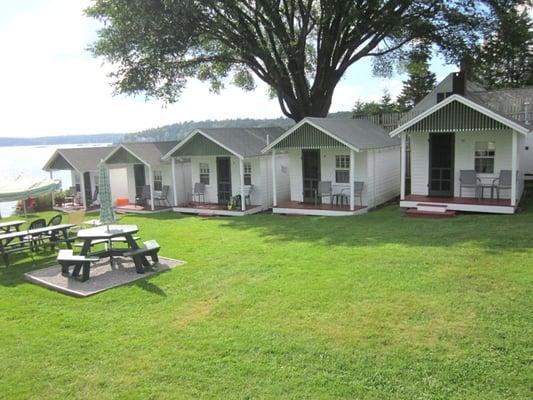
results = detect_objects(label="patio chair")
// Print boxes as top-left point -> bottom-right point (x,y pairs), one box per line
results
315,181 -> 333,206
193,182 -> 206,203
64,186 -> 77,205
154,185 -> 171,207
90,186 -> 100,207
135,185 -> 151,208
26,218 -> 47,251
341,181 -> 365,207
47,214 -> 63,227
242,185 -> 254,207
492,170 -> 513,200
459,170 -> 481,198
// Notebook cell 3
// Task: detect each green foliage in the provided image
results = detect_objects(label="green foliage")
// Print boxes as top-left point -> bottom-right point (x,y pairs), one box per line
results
396,49 -> 437,111
470,4 -> 533,88
86,0 -> 504,121
1,197 -> 532,397
352,90 -> 400,117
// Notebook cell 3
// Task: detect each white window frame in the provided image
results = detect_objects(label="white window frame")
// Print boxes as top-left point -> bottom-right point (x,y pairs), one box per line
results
474,141 -> 496,174
153,170 -> 163,191
243,162 -> 252,185
335,155 -> 350,183
199,163 -> 210,185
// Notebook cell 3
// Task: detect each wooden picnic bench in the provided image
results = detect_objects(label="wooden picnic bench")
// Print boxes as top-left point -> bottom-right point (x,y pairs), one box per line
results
57,249 -> 99,282
124,240 -> 160,273
0,224 -> 74,267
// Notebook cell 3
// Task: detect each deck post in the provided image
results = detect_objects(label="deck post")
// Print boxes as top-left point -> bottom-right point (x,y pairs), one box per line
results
272,149 -> 277,207
80,171 -> 87,210
511,130 -> 517,206
400,132 -> 406,201
148,165 -> 155,211
171,157 -> 178,207
49,171 -> 55,208
239,158 -> 245,211
350,149 -> 355,211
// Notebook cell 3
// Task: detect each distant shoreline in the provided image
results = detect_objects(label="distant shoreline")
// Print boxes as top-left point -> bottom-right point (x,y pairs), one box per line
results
0,134 -> 125,147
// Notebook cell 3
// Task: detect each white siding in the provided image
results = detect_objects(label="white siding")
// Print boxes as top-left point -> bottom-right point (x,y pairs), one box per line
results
521,134 -> 533,179
409,130 -> 524,200
454,130 -> 513,198
188,155 -> 283,208
190,156 -> 218,203
288,149 -> 303,202
109,167 -> 129,203
409,132 -> 429,196
366,146 -> 401,207
172,160 -> 191,205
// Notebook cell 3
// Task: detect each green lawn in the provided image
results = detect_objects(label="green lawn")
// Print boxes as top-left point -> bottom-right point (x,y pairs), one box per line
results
0,196 -> 531,399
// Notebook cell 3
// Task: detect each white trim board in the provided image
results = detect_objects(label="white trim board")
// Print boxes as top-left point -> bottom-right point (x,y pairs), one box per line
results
262,118 -> 360,153
272,207 -> 368,217
389,94 -> 531,137
400,200 -> 515,214
162,129 -> 244,160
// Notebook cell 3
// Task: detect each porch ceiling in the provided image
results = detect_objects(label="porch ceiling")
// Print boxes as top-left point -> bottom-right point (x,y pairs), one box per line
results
406,100 -> 511,133
271,123 -> 347,150
169,133 -> 232,157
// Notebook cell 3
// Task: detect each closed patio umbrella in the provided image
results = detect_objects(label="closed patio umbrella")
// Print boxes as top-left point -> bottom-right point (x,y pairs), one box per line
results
98,161 -> 115,230
0,176 -> 61,217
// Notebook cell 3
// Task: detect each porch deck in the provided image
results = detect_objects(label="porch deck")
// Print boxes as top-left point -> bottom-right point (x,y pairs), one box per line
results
114,204 -> 172,214
273,202 -> 368,216
401,195 -> 516,214
53,204 -> 99,213
173,202 -> 264,217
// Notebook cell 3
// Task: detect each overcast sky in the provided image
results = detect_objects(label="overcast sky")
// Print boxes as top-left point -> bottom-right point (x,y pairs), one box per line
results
0,0 -> 455,138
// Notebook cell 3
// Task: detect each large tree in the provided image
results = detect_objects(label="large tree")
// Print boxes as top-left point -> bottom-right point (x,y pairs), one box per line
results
396,48 -> 437,111
86,0 -> 521,122
470,2 -> 533,88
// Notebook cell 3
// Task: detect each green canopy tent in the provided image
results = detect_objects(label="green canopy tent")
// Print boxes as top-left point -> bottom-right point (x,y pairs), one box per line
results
0,176 -> 61,217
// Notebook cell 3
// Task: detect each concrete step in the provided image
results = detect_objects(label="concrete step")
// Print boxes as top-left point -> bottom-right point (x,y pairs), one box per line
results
406,208 -> 456,218
416,203 -> 449,213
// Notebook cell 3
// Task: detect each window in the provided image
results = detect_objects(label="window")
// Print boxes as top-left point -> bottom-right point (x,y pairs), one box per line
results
474,141 -> 495,173
153,170 -> 163,191
244,162 -> 252,185
199,163 -> 210,184
335,155 -> 350,183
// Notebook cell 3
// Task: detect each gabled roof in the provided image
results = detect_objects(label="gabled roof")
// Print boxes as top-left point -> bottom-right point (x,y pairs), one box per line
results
163,127 -> 285,159
104,141 -> 179,166
389,94 -> 532,137
263,117 -> 399,153
43,146 -> 114,172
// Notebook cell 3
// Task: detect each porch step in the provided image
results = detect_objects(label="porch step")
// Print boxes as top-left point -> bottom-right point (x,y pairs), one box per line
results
416,203 -> 449,213
406,207 -> 456,218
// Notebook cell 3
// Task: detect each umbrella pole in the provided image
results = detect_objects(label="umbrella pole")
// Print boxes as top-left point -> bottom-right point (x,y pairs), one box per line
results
23,199 -> 27,219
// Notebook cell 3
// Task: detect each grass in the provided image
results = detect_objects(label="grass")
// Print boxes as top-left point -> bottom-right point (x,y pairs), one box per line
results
0,196 -> 532,399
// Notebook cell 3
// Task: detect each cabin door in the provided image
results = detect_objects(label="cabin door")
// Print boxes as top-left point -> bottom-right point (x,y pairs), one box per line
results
302,149 -> 321,203
83,172 -> 92,206
216,157 -> 232,204
429,133 -> 454,197
133,164 -> 146,197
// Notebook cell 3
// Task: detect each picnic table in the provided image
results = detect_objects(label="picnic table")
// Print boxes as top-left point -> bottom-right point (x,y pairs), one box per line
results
0,220 -> 25,234
0,224 -> 74,267
76,225 -> 142,272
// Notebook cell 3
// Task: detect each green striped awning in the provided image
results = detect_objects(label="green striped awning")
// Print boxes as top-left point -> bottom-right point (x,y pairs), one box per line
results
406,100 -> 510,133
271,124 -> 347,150
169,133 -> 232,157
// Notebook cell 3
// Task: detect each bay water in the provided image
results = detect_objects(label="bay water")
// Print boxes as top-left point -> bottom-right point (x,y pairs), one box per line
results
0,144 -> 108,218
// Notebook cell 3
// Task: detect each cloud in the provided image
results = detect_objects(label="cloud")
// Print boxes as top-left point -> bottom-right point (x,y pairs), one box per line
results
0,1 -> 456,138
